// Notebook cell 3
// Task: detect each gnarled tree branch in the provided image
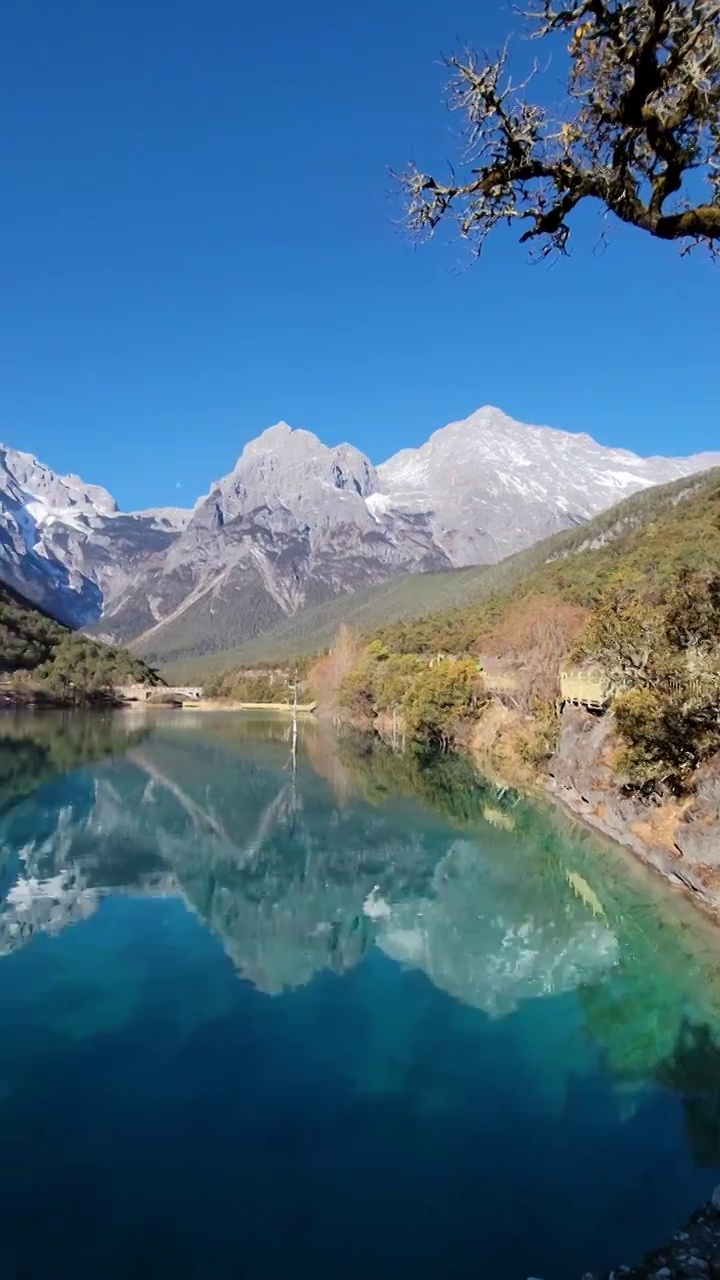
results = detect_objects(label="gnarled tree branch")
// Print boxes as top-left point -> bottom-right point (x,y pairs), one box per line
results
397,0 -> 720,256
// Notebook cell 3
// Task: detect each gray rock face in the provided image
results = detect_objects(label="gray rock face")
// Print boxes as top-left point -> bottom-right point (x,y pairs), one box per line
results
0,444 -> 189,625
547,705 -> 720,912
569,1189 -> 720,1280
100,422 -> 450,652
1,408 -> 718,650
375,406 -> 720,566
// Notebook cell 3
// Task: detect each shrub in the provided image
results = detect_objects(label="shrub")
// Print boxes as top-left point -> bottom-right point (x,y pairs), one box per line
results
308,626 -> 364,718
374,653 -> 426,712
572,579 -> 672,691
402,658 -> 485,748
338,654 -> 379,722
209,672 -> 292,703
484,594 -> 587,711
514,700 -> 561,771
614,687 -> 720,796
337,648 -> 427,722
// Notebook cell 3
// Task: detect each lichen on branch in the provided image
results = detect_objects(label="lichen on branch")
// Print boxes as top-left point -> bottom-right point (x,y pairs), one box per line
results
397,0 -> 720,256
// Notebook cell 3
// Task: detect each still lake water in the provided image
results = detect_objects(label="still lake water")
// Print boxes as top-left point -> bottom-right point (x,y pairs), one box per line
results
1,712 -> 720,1279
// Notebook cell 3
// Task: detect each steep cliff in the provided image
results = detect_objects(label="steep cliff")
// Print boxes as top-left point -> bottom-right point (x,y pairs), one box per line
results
547,706 -> 720,913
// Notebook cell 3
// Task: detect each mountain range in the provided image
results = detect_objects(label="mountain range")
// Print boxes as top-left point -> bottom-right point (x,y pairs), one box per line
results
1,406 -> 718,670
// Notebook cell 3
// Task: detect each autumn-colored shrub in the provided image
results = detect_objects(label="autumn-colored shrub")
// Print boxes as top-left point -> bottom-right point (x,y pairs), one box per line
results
308,625 -> 364,719
484,594 -> 587,711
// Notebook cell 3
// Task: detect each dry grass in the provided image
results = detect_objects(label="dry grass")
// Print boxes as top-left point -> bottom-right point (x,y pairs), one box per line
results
629,796 -> 693,856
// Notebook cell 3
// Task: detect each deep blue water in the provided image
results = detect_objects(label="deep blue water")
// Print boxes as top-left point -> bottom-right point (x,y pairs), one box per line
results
1,712 -> 720,1279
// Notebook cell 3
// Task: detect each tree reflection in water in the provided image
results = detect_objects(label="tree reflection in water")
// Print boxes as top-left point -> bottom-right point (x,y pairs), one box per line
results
0,713 -> 720,1277
653,1019 -> 720,1167
2,710 -> 720,1141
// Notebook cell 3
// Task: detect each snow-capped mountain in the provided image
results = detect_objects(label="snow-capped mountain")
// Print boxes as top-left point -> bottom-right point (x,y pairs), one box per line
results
0,444 -> 191,625
0,407 -> 718,644
375,406 -> 720,565
99,422 -> 451,646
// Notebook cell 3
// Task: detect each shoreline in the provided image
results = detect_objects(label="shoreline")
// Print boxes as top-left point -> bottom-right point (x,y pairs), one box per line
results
0,690 -> 126,711
548,1186 -> 720,1280
543,704 -> 720,920
177,699 -> 317,713
366,700 -> 720,927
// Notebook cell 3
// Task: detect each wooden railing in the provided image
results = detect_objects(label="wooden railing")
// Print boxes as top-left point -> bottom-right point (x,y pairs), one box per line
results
559,669 -> 612,709
558,668 -> 720,711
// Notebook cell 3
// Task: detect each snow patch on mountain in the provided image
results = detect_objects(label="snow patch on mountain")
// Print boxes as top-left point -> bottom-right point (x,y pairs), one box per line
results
1,406 -> 719,636
127,507 -> 193,530
375,405 -> 720,566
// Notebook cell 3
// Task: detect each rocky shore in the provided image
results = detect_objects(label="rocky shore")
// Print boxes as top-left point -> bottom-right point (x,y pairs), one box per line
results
537,1187 -> 720,1280
546,705 -> 720,917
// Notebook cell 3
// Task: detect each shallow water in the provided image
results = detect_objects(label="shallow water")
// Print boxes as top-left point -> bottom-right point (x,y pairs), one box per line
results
1,710 -> 720,1279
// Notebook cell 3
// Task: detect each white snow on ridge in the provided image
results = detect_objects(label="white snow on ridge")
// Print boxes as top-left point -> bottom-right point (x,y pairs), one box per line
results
369,404 -> 720,567
0,406 -> 719,632
365,492 -> 395,521
597,469 -> 654,488
25,497 -> 88,536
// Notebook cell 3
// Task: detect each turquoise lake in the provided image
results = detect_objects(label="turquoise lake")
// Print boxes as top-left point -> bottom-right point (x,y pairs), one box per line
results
1,710 -> 720,1279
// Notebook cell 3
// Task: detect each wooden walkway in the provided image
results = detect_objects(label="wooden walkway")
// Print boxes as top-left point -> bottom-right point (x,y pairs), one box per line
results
181,700 -> 317,713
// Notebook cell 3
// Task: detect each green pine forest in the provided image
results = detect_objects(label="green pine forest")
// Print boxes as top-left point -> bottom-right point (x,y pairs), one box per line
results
0,580 -> 160,702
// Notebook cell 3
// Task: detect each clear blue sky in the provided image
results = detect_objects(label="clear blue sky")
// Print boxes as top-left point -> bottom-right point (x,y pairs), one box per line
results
2,0 -> 718,511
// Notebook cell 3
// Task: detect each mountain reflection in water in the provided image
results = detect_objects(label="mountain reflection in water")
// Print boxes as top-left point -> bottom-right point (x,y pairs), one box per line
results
0,710 -> 720,1280
0,713 -> 620,1006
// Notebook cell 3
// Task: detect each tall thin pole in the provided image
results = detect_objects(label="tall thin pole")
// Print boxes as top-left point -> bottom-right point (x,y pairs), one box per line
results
289,673 -> 298,785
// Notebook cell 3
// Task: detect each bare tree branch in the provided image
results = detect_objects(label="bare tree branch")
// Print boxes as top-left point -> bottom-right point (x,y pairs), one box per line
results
397,0 -> 720,256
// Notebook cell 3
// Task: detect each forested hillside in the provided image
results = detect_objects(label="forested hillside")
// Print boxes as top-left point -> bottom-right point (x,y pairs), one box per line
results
167,466 -> 720,680
0,580 -> 160,699
203,466 -> 720,795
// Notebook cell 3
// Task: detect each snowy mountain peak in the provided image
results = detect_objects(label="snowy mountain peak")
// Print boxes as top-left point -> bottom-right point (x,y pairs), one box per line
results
449,404 -> 515,430
198,421 -> 380,532
1,408 -> 718,644
241,420 -> 338,456
247,420 -> 296,446
129,506 -> 193,531
376,406 -> 720,567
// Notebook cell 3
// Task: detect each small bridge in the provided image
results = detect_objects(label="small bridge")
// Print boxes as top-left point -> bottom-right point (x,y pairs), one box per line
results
116,684 -> 202,703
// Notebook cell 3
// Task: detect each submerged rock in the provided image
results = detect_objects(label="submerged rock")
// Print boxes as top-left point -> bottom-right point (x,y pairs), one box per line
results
559,1187 -> 720,1280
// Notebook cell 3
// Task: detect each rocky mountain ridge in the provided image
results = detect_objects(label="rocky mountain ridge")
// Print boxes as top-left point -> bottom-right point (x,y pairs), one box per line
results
0,444 -> 189,626
376,407 -> 720,566
1,408 -> 718,662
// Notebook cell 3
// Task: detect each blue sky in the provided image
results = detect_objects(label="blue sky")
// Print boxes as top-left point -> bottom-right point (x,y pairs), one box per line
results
2,0 -> 718,511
